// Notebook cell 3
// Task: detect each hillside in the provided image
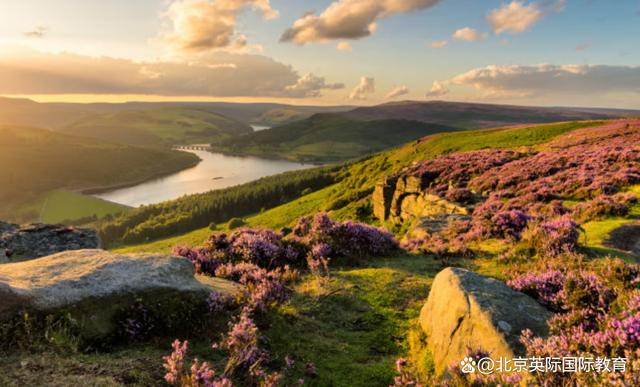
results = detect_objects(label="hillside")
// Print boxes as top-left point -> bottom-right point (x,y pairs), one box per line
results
117,120 -> 605,251
0,125 -> 198,221
61,107 -> 253,147
211,114 -> 461,162
4,119 -> 640,386
343,100 -> 630,129
103,119 -> 640,387
252,106 -> 353,126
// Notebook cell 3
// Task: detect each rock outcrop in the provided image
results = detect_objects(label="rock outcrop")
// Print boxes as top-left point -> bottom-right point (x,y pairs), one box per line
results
420,267 -> 552,375
373,174 -> 468,225
0,249 -> 236,338
0,222 -> 100,262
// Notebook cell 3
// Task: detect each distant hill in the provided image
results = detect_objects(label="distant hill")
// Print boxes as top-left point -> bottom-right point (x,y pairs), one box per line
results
61,107 -> 253,147
0,97 -> 352,128
211,113 -> 461,162
252,106 -> 353,126
0,125 -> 198,219
343,100 -> 632,129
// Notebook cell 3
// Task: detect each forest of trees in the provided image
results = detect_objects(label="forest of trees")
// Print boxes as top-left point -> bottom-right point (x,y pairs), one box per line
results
98,165 -> 342,246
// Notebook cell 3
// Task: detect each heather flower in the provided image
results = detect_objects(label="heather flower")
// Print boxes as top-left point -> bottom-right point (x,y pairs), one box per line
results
164,339 -> 189,385
524,216 -> 581,256
207,291 -> 236,313
223,313 -> 265,373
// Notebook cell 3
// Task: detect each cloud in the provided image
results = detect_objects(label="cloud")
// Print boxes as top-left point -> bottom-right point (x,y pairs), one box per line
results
0,48 -> 340,98
487,1 -> 564,34
349,76 -> 375,100
24,26 -> 48,39
281,0 -> 441,44
163,0 -> 278,53
426,80 -> 449,97
284,73 -> 344,97
430,40 -> 448,48
385,86 -> 409,99
337,41 -> 353,51
429,64 -> 640,99
452,27 -> 483,41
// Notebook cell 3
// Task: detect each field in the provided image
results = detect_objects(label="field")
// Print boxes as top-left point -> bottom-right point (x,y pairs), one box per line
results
14,190 -> 130,225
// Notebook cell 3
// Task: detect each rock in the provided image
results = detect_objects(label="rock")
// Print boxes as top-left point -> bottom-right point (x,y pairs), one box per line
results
420,267 -> 552,375
373,175 -> 469,225
0,221 -> 100,262
0,249 -> 236,339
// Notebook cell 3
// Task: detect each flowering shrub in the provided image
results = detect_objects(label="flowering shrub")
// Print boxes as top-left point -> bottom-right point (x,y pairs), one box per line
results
522,216 -> 581,256
291,212 -> 398,260
507,262 -> 640,385
163,339 -> 233,387
174,213 -> 397,273
572,192 -> 637,222
508,269 -> 615,313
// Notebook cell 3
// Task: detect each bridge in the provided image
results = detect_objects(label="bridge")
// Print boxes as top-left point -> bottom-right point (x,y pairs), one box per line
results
173,144 -> 212,151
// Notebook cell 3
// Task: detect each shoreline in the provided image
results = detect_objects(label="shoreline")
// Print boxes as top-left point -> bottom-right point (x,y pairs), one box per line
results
79,155 -> 202,195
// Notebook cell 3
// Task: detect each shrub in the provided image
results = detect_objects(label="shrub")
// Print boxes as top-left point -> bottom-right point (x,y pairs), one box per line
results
227,218 -> 246,229
523,216 -> 581,256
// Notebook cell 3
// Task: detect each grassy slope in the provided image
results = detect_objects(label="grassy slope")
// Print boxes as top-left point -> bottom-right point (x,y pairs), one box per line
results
15,190 -> 130,224
211,114 -> 462,162
0,125 -> 198,222
63,107 -> 253,147
120,121 -> 604,253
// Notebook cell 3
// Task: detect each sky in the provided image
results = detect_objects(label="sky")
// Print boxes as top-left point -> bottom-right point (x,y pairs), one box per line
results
0,0 -> 639,108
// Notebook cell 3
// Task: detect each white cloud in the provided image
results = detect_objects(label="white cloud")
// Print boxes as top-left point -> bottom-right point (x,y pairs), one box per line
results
385,85 -> 409,99
430,40 -> 448,48
487,1 -> 564,34
163,0 -> 278,53
430,63 -> 640,99
426,80 -> 449,97
0,48 -> 340,98
337,41 -> 353,51
284,73 -> 344,97
281,0 -> 441,44
452,27 -> 483,41
349,76 -> 375,100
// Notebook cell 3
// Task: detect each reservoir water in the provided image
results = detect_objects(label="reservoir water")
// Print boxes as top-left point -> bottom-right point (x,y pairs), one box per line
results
94,150 -> 312,207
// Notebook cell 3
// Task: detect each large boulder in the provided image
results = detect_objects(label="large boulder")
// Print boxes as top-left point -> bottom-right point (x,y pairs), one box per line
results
0,222 -> 100,262
0,249 -> 236,339
420,267 -> 552,375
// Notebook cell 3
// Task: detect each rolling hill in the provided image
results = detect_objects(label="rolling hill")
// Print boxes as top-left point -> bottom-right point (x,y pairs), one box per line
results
0,125 -> 199,221
61,107 -> 253,147
211,114 -> 461,162
343,100 -> 631,129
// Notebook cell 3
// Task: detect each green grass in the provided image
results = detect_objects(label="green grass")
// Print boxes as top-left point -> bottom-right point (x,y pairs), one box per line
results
20,190 -> 130,224
63,107 -> 252,147
580,185 -> 640,261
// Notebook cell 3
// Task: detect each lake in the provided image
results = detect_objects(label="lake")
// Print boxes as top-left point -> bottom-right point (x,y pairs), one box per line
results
94,150 -> 312,207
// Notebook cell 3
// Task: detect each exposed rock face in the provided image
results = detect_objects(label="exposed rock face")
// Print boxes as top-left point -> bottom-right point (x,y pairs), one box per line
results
0,249 -> 236,338
373,174 -> 468,225
0,222 -> 99,262
420,267 -> 552,375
